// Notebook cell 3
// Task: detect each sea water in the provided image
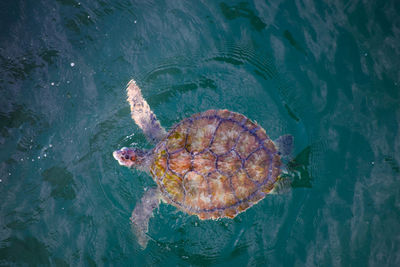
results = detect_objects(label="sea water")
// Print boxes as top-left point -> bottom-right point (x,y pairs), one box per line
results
0,0 -> 399,265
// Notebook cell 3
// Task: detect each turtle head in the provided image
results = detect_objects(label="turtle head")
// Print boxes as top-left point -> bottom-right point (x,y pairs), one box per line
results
113,147 -> 148,169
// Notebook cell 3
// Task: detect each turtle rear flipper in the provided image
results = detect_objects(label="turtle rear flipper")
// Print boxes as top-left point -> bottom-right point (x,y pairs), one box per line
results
275,134 -> 294,157
269,175 -> 292,194
270,134 -> 294,194
126,80 -> 166,143
130,187 -> 160,249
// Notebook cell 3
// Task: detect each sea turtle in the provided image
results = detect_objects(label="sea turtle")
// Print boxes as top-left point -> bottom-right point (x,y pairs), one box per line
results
113,80 -> 293,248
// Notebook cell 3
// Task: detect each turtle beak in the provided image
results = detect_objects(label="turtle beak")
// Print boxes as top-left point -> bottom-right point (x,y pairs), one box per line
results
113,150 -> 121,161
113,147 -> 127,165
113,150 -> 124,165
113,147 -> 136,168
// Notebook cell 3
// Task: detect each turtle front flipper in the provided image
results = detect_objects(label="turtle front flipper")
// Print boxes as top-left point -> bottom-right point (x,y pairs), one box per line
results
126,80 -> 166,143
130,187 -> 160,249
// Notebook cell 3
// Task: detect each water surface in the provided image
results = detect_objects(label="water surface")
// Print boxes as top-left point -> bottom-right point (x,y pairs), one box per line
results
1,0 -> 399,266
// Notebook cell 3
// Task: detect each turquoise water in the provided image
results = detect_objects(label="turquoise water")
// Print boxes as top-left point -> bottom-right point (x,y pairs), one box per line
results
1,0 -> 399,265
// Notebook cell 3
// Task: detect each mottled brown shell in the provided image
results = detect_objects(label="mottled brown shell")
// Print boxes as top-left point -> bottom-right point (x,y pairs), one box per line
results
150,110 -> 281,220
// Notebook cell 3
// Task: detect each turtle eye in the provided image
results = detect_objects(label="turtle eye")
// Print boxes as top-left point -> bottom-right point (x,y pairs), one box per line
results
124,154 -> 129,160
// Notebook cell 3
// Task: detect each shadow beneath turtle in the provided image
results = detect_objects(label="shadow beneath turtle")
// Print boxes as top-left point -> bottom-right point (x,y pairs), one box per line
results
287,145 -> 313,189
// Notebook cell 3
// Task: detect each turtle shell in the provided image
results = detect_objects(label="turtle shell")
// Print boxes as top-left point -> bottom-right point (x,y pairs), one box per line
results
149,109 -> 281,220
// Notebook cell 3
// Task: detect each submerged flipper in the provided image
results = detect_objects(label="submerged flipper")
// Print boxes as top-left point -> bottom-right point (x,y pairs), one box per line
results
275,134 -> 294,157
130,187 -> 160,249
126,80 -> 166,143
270,134 -> 294,194
270,175 -> 292,194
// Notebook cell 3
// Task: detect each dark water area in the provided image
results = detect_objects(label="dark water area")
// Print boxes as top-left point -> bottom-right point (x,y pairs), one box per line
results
1,0 -> 399,266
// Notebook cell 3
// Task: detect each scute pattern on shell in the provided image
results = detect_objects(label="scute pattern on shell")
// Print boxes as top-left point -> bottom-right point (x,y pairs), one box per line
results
149,109 -> 281,220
